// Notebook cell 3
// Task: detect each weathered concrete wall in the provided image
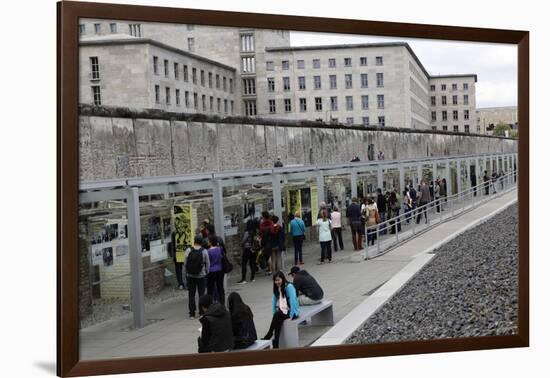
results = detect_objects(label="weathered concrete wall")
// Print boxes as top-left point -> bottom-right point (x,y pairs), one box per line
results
79,114 -> 517,182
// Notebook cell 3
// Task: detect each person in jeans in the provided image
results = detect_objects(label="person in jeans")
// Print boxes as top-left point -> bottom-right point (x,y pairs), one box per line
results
206,236 -> 225,306
270,215 -> 284,273
376,189 -> 388,235
197,294 -> 234,353
238,219 -> 257,284
365,198 -> 378,246
315,210 -> 332,264
416,181 -> 431,224
289,211 -> 306,265
259,212 -> 274,275
346,197 -> 363,250
331,206 -> 344,252
185,235 -> 210,319
288,266 -> 324,305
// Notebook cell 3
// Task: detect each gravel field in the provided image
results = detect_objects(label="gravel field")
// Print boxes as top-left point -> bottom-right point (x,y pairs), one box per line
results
347,204 -> 518,344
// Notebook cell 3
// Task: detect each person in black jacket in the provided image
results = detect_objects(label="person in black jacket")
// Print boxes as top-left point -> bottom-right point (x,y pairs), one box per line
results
197,295 -> 234,353
227,292 -> 257,349
288,266 -> 324,305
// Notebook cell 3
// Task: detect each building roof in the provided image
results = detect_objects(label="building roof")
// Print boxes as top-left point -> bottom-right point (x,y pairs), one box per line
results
79,37 -> 237,72
430,74 -> 478,82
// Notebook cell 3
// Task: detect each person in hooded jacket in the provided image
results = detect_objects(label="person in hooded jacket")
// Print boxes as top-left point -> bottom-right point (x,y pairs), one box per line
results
227,292 -> 258,349
197,294 -> 234,353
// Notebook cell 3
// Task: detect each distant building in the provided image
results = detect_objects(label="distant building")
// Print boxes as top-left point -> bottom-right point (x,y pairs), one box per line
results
476,106 -> 518,135
79,19 -> 480,132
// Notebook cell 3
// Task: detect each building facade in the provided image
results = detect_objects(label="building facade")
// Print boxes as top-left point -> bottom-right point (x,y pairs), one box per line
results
476,106 -> 518,135
79,19 -> 481,133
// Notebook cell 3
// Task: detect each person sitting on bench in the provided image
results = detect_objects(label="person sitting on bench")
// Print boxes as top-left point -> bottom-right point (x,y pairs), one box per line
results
227,292 -> 257,350
288,266 -> 324,306
197,294 -> 234,353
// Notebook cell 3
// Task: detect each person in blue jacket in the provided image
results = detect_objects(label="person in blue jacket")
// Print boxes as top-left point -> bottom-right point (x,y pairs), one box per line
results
262,271 -> 300,348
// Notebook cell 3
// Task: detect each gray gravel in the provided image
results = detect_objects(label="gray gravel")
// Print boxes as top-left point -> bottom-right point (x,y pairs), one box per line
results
347,204 -> 518,344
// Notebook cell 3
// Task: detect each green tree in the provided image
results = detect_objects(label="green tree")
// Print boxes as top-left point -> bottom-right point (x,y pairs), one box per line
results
493,122 -> 511,137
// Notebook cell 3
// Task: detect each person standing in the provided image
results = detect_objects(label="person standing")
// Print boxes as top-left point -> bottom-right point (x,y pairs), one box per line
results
434,179 -> 441,213
409,183 -> 417,220
441,178 -> 448,203
331,206 -> 344,252
346,197 -> 363,250
274,156 -> 284,168
402,187 -> 412,224
270,215 -> 284,273
185,236 -> 210,319
376,189 -> 388,235
315,210 -> 332,264
365,198 -> 378,246
388,191 -> 401,234
238,219 -> 257,284
171,231 -> 185,290
416,181 -> 431,224
289,211 -> 306,265
262,271 -> 300,349
259,212 -> 274,275
197,294 -> 234,353
206,236 -> 225,306
483,170 -> 490,195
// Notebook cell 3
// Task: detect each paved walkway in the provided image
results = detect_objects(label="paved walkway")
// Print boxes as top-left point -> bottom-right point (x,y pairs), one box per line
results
80,188 -> 517,360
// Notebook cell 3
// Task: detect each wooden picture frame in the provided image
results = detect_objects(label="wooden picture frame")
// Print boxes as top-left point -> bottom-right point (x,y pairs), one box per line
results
57,1 -> 529,376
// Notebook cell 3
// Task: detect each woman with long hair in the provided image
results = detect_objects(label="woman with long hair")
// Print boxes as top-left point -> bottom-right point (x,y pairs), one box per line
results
238,219 -> 257,284
262,271 -> 300,348
365,198 -> 378,246
206,235 -> 225,305
227,292 -> 257,349
315,209 -> 332,264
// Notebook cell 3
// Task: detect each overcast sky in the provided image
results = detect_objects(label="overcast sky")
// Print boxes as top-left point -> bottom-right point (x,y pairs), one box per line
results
290,32 -> 517,108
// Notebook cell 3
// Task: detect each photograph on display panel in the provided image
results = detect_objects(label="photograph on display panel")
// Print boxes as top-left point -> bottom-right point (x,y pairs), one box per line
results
59,1 -> 528,375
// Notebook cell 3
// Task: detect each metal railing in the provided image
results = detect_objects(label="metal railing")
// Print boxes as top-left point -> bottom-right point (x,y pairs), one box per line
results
363,170 -> 517,260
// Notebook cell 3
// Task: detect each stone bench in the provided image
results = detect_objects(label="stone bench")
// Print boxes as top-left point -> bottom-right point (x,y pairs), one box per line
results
231,339 -> 272,351
279,300 -> 334,348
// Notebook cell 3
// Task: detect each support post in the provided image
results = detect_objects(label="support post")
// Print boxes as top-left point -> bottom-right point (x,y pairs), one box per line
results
350,168 -> 358,199
212,179 -> 225,241
432,162 -> 437,182
417,164 -> 422,186
317,171 -> 325,208
456,160 -> 462,194
272,174 -> 283,223
445,160 -> 451,194
377,165 -> 384,191
398,164 -> 404,193
127,187 -> 146,329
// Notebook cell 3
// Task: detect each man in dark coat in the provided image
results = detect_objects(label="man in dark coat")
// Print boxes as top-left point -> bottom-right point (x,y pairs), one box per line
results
288,266 -> 324,305
346,197 -> 363,250
197,295 -> 234,353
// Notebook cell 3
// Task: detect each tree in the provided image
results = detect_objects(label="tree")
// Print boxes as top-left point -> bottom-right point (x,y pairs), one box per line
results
493,122 -> 511,137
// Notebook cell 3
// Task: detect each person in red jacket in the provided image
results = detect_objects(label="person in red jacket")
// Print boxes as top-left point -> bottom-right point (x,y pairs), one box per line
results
259,212 -> 274,275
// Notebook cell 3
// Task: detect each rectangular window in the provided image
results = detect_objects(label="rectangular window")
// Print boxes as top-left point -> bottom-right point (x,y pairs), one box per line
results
89,57 -> 100,80
240,34 -> 255,52
431,111 -> 437,121
266,61 -> 274,71
442,96 -> 447,105
284,98 -> 292,112
209,96 -> 214,111
188,38 -> 195,52
208,72 -> 213,88
328,58 -> 336,68
128,24 -> 142,37
360,57 -> 367,66
361,74 -> 368,88
452,95 -> 458,105
165,87 -> 171,105
200,70 -> 205,86
223,77 -> 227,92
453,110 -> 458,121
267,78 -> 275,92
94,23 -> 101,34
314,76 -> 321,90
378,116 -> 385,126
299,98 -> 307,112
431,96 -> 436,106
153,56 -> 159,75
192,68 -> 197,84
345,74 -> 352,89
442,111 -> 448,121
79,24 -> 85,35
283,77 -> 290,91
282,60 -> 289,70
452,83 -> 458,90
430,84 -> 436,91
346,96 -> 353,111
176,89 -> 180,106
154,85 -> 160,104
315,97 -> 322,111
361,95 -> 369,109
297,60 -> 305,69
185,91 -> 189,107
441,84 -> 447,90
194,93 -> 198,109
463,95 -> 469,105
269,99 -> 276,114
244,100 -> 257,116
362,116 -> 369,126
377,95 -> 384,109
376,73 -> 384,87
442,125 -> 448,131
330,75 -> 337,89
464,110 -> 470,120
229,78 -> 233,93
91,85 -> 101,105
298,76 -> 306,90
110,23 -> 117,33
453,125 -> 459,132
224,99 -> 228,113
313,59 -> 321,69
464,125 -> 470,133
231,101 -> 234,114
216,74 -> 220,89
243,78 -> 256,95
463,83 -> 469,90
174,63 -> 179,79
217,98 -> 221,112
183,65 -> 188,82
344,57 -> 352,67
164,59 -> 169,77
375,56 -> 383,65
202,95 -> 206,111
330,96 -> 338,111
241,57 -> 256,73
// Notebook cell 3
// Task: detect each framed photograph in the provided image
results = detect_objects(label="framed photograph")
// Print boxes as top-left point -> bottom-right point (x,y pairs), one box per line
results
58,1 -> 528,376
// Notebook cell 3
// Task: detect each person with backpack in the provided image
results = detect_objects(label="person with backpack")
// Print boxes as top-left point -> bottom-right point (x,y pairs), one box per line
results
315,209 -> 332,264
289,211 -> 306,265
365,198 -> 379,246
227,292 -> 257,350
197,294 -> 234,353
238,219 -> 257,284
206,235 -> 225,306
185,235 -> 210,319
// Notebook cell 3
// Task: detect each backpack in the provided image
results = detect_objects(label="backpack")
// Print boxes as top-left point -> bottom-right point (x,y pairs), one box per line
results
186,248 -> 204,275
251,234 -> 262,253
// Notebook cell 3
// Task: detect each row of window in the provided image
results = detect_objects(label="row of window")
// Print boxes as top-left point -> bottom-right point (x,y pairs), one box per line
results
251,73 -> 384,93
431,95 -> 470,106
265,56 -> 384,71
431,125 -> 472,133
430,83 -> 469,91
431,110 -> 470,121
152,56 -> 233,92
154,85 -> 234,113
79,23 -> 142,37
266,95 -> 385,113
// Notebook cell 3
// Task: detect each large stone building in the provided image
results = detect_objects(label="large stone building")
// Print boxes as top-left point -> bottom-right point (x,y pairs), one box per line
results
79,19 -> 479,133
476,106 -> 518,135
